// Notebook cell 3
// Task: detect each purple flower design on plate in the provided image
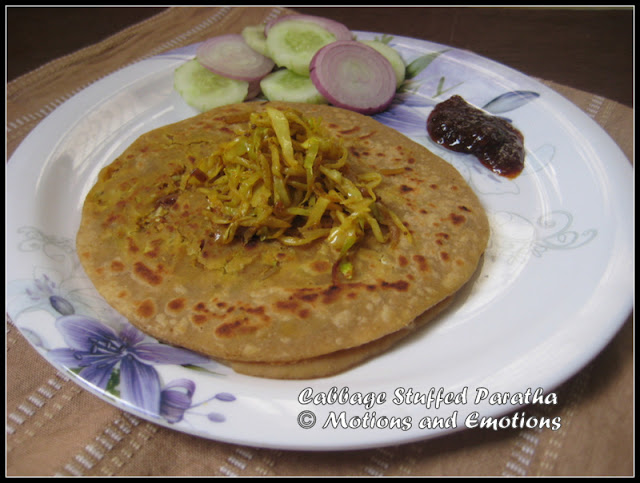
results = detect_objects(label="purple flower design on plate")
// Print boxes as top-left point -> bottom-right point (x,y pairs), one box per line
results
373,103 -> 430,137
482,90 -> 540,115
160,378 -> 196,423
49,315 -> 210,418
161,378 -> 236,424
368,41 -> 541,139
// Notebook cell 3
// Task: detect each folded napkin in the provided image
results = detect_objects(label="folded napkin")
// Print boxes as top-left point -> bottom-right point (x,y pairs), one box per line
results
6,6 -> 633,476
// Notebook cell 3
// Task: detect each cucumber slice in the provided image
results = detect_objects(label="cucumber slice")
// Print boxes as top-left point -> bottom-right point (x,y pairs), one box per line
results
174,59 -> 249,112
266,20 -> 337,76
242,24 -> 270,57
260,69 -> 328,104
360,40 -> 406,87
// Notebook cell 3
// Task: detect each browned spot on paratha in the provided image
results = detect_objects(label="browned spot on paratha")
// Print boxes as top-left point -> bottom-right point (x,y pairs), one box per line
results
133,262 -> 162,286
215,318 -> 259,337
110,260 -> 125,272
167,298 -> 186,313
137,299 -> 156,318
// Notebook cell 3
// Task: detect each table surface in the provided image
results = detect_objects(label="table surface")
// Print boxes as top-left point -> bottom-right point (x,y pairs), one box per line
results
7,6 -> 633,108
6,6 -> 634,478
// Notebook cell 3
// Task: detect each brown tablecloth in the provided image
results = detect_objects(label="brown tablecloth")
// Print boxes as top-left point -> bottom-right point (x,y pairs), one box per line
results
6,6 -> 633,476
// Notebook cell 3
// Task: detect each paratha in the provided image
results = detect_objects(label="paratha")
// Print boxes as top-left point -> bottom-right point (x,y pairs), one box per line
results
227,295 -> 455,379
76,101 -> 489,377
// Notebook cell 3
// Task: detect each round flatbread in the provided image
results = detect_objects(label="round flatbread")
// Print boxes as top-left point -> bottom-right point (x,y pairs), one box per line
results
76,101 -> 489,372
226,295 -> 455,379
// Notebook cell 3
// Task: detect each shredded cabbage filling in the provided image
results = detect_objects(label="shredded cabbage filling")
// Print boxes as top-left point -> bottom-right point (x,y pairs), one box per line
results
170,106 -> 409,275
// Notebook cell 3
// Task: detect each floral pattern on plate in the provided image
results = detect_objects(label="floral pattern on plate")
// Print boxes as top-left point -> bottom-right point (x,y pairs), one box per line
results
7,227 -> 236,426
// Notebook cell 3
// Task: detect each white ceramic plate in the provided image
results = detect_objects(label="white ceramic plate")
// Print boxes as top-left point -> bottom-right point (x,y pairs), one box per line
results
7,32 -> 633,451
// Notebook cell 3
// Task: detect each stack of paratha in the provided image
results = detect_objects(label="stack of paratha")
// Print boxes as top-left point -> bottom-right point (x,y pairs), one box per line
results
76,101 -> 489,379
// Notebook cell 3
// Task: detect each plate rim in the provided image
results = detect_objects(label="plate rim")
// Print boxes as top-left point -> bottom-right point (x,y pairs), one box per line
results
6,31 -> 633,451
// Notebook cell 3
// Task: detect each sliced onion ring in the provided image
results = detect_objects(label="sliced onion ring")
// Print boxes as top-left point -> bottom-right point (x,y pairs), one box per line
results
196,34 -> 275,83
310,41 -> 397,115
246,79 -> 262,100
265,14 -> 353,41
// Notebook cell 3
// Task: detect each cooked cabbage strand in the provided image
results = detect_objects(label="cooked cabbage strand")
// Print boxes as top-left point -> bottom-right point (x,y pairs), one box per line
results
179,106 -> 407,262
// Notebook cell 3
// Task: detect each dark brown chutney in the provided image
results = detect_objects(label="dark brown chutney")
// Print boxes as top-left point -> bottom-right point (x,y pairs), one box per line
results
427,95 -> 525,178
